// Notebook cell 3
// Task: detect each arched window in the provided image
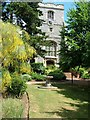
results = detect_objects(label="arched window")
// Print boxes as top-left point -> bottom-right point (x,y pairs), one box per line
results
46,60 -> 55,66
45,41 -> 57,56
48,11 -> 54,20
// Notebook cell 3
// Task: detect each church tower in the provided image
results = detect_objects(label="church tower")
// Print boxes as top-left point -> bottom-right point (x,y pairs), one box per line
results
35,3 -> 64,67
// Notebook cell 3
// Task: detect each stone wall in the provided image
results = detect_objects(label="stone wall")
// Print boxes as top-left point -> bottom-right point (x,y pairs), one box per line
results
36,3 -> 64,66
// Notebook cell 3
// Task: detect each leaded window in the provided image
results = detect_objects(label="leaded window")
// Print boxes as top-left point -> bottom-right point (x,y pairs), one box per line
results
48,11 -> 54,20
45,41 -> 57,56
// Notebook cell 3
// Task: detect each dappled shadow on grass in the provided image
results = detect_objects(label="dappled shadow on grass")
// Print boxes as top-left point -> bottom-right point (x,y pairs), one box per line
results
42,100 -> 89,119
52,83 -> 89,102
50,83 -> 90,119
60,102 -> 89,119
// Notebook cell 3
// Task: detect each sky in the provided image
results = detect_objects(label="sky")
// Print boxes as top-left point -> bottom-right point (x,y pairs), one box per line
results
43,0 -> 75,21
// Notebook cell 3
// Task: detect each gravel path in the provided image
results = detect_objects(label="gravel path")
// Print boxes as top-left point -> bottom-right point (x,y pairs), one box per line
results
22,92 -> 29,119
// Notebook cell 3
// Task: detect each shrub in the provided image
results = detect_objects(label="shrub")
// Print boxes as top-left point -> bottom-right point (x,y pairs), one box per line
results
31,72 -> 45,81
81,71 -> 90,79
31,63 -> 45,74
2,69 -> 12,94
21,74 -> 32,81
20,62 -> 31,74
48,69 -> 66,81
6,75 -> 27,97
78,67 -> 86,76
45,65 -> 57,75
71,66 -> 90,79
71,66 -> 79,73
87,68 -> 90,73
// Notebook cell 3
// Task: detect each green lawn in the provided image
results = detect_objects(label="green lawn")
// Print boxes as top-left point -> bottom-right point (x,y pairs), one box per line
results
27,83 -> 89,119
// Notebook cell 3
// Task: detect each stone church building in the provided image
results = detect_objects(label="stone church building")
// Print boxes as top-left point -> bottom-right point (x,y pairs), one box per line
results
35,3 -> 64,67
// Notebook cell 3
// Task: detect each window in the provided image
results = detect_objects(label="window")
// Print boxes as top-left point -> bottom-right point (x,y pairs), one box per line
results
45,41 -> 57,56
50,27 -> 53,32
48,11 -> 54,20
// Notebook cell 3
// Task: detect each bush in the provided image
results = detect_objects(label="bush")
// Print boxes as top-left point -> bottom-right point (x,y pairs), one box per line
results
21,74 -> 32,81
31,72 -> 45,81
6,75 -> 27,97
2,69 -> 12,93
48,69 -> 66,81
20,62 -> 31,74
87,68 -> 90,73
71,66 -> 90,79
31,63 -> 45,74
45,65 -> 57,75
82,74 -> 90,79
81,71 -> 90,79
71,66 -> 79,73
78,67 -> 86,76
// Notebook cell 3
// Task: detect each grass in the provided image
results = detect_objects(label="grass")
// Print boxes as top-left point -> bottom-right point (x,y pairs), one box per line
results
27,83 -> 89,119
0,71 -> 2,119
0,96 -> 2,120
2,98 -> 24,118
0,71 -> 1,78
0,71 -> 2,92
0,71 -> 25,118
0,71 -> 1,84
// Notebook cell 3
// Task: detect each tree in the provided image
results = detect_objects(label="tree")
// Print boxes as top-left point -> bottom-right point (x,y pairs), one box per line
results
0,20 -> 36,73
1,2 -> 47,57
2,2 -> 42,35
0,21 -> 36,95
59,0 -> 90,71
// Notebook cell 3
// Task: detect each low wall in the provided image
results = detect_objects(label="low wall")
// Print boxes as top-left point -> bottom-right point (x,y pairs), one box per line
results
64,72 -> 80,80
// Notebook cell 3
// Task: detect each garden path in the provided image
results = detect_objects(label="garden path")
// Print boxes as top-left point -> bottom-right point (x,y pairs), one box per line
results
27,79 -> 90,86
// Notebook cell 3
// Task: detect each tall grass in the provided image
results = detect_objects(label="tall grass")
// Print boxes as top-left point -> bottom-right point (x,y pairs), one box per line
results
0,97 -> 2,120
2,98 -> 23,118
0,71 -> 2,119
0,71 -> 2,92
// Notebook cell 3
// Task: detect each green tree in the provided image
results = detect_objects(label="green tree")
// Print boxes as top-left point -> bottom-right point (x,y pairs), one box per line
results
0,21 -> 36,73
0,21 -> 36,94
59,0 -> 90,71
1,2 -> 47,57
2,2 -> 42,35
